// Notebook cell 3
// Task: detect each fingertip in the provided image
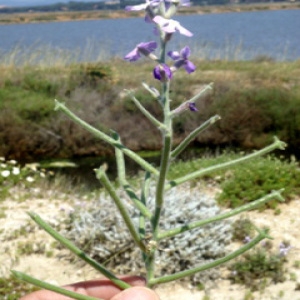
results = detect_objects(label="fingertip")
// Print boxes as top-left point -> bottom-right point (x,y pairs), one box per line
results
111,286 -> 160,300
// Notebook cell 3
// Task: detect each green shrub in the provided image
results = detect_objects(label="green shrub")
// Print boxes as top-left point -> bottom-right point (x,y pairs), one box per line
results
168,152 -> 300,210
0,157 -> 44,201
231,218 -> 255,242
0,274 -> 39,299
68,62 -> 115,90
229,241 -> 289,291
199,79 -> 300,151
0,87 -> 54,122
21,71 -> 60,96
1,60 -> 300,161
217,155 -> 300,209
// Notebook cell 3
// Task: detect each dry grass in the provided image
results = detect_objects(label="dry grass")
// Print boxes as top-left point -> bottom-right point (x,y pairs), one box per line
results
1,49 -> 300,161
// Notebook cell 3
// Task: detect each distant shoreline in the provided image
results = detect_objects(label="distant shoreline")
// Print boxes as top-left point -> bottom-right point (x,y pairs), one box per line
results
0,2 -> 299,25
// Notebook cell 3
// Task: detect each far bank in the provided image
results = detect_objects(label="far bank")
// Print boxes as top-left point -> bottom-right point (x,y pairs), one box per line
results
0,2 -> 299,24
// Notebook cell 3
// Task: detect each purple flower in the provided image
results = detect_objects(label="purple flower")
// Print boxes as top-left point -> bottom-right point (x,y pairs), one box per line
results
126,0 -> 190,13
125,0 -> 160,11
279,242 -> 292,256
153,15 -> 193,37
124,41 -> 157,62
188,102 -> 198,112
153,64 -> 172,81
168,46 -> 196,74
171,101 -> 198,115
243,236 -> 252,244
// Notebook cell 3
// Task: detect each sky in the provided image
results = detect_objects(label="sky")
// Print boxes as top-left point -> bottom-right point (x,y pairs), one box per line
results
0,0 -> 103,7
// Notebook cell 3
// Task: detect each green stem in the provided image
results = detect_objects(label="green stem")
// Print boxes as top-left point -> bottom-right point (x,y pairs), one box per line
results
147,32 -> 171,281
142,82 -> 161,105
11,271 -> 101,300
188,83 -> 213,103
27,212 -> 130,290
152,81 -> 172,233
152,134 -> 171,232
122,182 -> 152,219
149,230 -> 268,286
54,100 -> 159,177
113,131 -> 152,219
170,83 -> 213,118
171,115 -> 221,159
157,189 -> 284,240
125,90 -> 166,131
166,137 -> 286,189
140,171 -> 151,264
140,171 -> 151,240
96,166 -> 147,254
159,39 -> 167,64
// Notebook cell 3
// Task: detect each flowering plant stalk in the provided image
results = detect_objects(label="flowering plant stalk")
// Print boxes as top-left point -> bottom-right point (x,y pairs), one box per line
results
12,1 -> 286,299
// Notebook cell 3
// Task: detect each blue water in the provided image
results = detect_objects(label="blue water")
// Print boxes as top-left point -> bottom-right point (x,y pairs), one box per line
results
0,9 -> 299,61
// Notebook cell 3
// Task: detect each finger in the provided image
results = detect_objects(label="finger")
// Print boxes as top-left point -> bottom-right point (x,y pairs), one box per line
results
19,276 -> 146,300
66,276 -> 146,299
111,287 -> 160,300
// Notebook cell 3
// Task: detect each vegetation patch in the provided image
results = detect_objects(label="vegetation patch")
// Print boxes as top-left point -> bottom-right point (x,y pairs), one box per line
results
217,155 -> 300,209
229,240 -> 289,291
1,59 -> 300,161
0,274 -> 39,300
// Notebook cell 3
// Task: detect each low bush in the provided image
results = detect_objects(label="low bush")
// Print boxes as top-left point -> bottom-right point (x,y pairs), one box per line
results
0,274 -> 38,300
217,155 -> 300,209
168,153 -> 300,210
1,60 -> 300,160
229,240 -> 289,291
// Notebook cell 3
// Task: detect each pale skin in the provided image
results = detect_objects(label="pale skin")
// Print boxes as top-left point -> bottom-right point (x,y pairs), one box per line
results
20,276 -> 160,300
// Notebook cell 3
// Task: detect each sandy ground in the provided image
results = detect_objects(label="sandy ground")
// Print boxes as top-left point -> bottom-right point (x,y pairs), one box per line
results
1,186 -> 300,300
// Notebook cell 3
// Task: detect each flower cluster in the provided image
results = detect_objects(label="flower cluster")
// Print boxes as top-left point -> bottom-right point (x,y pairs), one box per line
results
0,157 -> 45,191
124,0 -> 196,112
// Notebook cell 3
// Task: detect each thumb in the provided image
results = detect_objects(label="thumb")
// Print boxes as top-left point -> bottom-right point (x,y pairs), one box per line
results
111,286 -> 160,300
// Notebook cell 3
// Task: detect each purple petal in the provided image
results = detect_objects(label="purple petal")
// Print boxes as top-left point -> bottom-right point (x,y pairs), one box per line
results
165,0 -> 191,6
138,41 -> 157,53
153,16 -> 175,33
149,0 -> 162,6
163,64 -> 173,79
188,102 -> 198,112
124,41 -> 157,62
124,48 -> 140,62
125,0 -> 161,12
180,46 -> 191,59
161,22 -> 177,34
152,15 -> 166,26
174,59 -> 185,69
145,14 -> 153,23
153,66 -> 161,80
168,50 -> 180,60
125,3 -> 148,11
163,25 -> 176,34
175,22 -> 193,36
243,236 -> 252,243
184,60 -> 196,73
153,64 -> 172,81
153,16 -> 193,37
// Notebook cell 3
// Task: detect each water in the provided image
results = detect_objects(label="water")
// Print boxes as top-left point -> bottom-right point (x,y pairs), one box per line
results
0,9 -> 299,62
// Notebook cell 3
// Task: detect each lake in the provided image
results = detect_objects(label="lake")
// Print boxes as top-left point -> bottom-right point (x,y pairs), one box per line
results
0,9 -> 300,62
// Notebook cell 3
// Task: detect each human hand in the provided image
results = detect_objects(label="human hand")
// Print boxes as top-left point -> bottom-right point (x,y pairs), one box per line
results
20,275 -> 160,300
